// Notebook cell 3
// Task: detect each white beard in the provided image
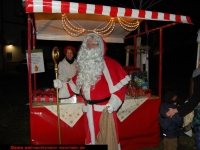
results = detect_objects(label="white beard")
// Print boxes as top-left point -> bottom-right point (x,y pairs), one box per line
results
76,46 -> 104,93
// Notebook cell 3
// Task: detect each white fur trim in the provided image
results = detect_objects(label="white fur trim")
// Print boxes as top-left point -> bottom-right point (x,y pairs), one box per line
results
86,105 -> 96,144
108,94 -> 122,111
94,105 -> 106,112
58,82 -> 70,98
82,105 -> 87,112
118,144 -> 121,150
68,80 -> 80,94
103,61 -> 130,93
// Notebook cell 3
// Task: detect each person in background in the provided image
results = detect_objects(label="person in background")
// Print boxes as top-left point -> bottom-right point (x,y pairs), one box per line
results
53,33 -> 130,149
159,91 -> 183,150
191,103 -> 200,150
58,46 -> 77,82
166,68 -> 200,117
166,68 -> 200,150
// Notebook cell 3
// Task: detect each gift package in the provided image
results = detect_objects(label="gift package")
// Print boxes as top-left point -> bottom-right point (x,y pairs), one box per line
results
126,71 -> 151,98
32,88 -> 84,103
33,88 -> 57,102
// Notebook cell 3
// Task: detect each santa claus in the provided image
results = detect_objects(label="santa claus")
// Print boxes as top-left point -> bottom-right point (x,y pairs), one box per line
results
54,33 -> 130,149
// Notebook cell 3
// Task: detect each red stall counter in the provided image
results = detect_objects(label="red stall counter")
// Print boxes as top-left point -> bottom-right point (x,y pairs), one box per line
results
30,96 -> 161,150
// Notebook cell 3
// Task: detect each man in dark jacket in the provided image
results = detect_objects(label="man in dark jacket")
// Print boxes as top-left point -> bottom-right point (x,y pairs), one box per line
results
159,91 -> 183,150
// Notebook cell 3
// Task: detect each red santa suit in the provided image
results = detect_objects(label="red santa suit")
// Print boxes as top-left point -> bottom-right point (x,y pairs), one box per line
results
58,34 -> 130,149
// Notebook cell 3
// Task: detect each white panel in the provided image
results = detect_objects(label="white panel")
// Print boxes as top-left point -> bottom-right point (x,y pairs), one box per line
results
130,9 -> 139,18
52,1 -> 61,13
86,4 -> 95,14
157,12 -> 164,21
181,16 -> 188,23
102,6 -> 111,16
145,10 -> 152,20
35,19 -> 125,43
170,14 -> 176,22
117,7 -> 126,17
33,0 -> 43,12
37,34 -> 124,43
69,2 -> 79,13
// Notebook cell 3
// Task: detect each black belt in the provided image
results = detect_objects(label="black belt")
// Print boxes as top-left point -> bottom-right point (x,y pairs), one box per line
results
85,97 -> 110,105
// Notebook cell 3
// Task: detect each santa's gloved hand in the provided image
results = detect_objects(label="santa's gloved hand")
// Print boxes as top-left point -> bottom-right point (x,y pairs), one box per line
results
105,104 -> 114,113
53,79 -> 62,89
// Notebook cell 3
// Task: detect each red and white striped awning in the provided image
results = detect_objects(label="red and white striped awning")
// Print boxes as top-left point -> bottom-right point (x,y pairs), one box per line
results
25,0 -> 193,43
25,0 -> 192,24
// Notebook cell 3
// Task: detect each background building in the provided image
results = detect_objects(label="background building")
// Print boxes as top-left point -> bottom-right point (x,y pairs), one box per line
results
1,0 -> 27,71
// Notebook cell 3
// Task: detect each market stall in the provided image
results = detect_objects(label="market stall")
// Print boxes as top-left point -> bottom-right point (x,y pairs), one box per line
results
24,0 -> 192,149
31,96 -> 160,150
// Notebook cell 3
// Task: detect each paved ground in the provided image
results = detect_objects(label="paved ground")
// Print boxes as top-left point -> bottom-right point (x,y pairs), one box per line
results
0,70 -> 55,145
0,71 -> 30,144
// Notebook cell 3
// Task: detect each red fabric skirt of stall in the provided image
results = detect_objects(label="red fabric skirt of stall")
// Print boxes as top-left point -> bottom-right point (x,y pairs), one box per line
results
118,98 -> 161,150
30,97 -> 161,150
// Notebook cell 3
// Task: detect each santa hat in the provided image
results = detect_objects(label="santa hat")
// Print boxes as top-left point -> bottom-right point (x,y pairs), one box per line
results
63,46 -> 76,55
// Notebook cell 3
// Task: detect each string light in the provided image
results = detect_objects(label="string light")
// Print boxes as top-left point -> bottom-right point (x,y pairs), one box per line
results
62,14 -> 85,37
61,14 -> 140,37
93,18 -> 115,37
118,17 -> 140,31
